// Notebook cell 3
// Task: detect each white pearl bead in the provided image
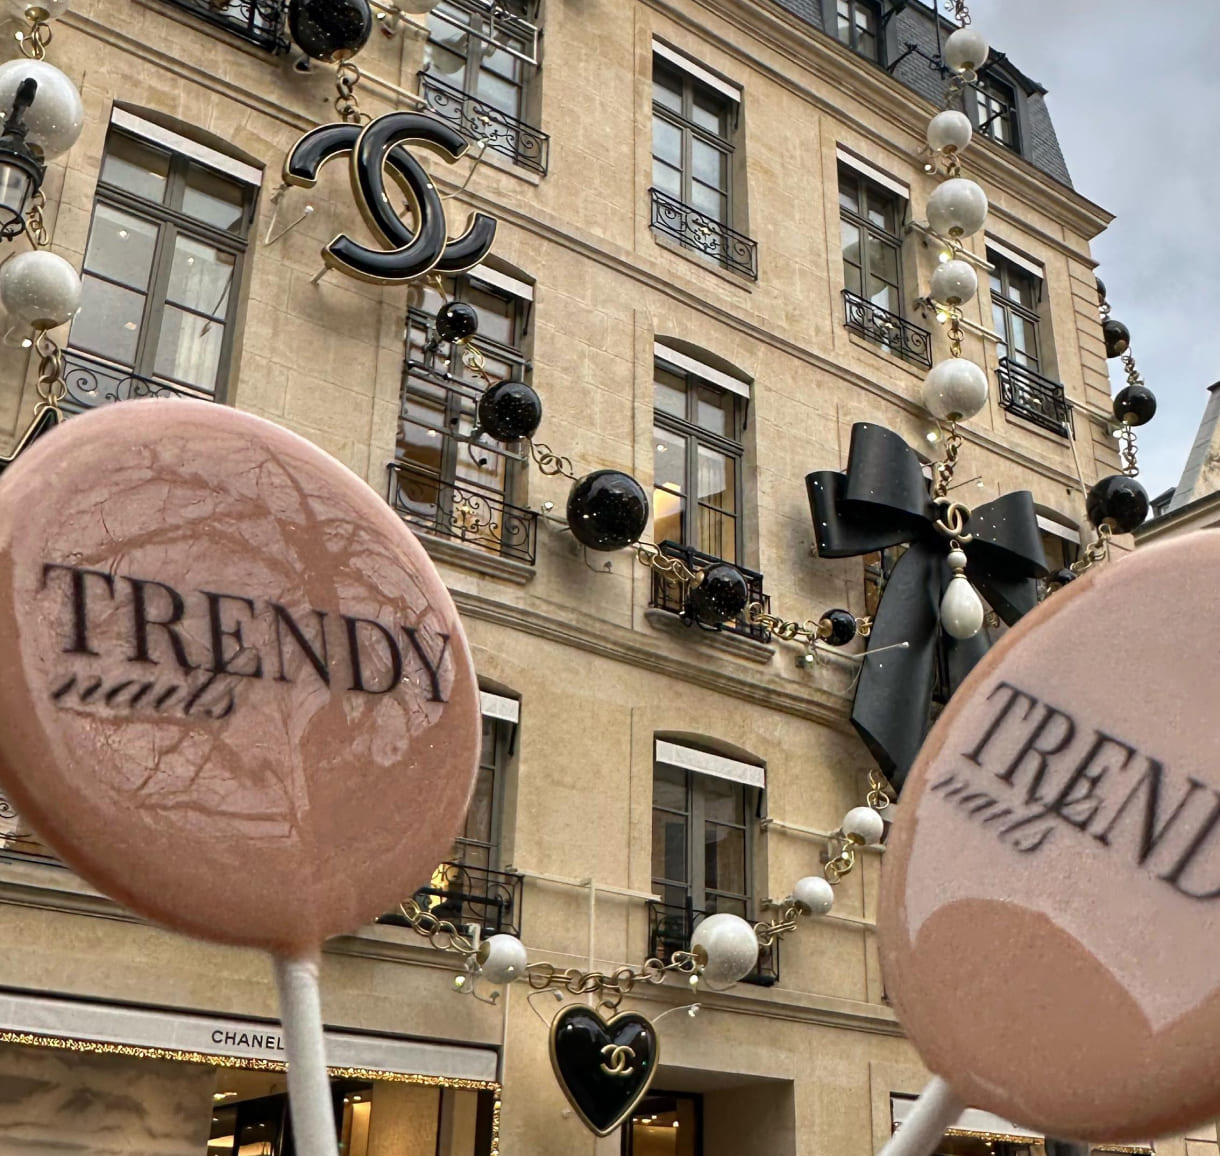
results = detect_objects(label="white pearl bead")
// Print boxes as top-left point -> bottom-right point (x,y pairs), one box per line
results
691,913 -> 759,988
477,933 -> 529,985
926,178 -> 989,239
930,259 -> 978,306
0,250 -> 80,329
922,358 -> 989,422
842,806 -> 886,846
793,875 -> 835,915
0,59 -> 84,159
926,110 -> 973,155
947,548 -> 968,571
941,575 -> 985,639
943,26 -> 990,74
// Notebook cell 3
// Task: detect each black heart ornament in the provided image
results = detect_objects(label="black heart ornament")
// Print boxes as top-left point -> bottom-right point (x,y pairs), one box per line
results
549,1005 -> 659,1136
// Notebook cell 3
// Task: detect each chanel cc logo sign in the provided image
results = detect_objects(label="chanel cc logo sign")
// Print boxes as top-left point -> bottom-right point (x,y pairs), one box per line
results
284,112 -> 497,285
599,1044 -> 636,1077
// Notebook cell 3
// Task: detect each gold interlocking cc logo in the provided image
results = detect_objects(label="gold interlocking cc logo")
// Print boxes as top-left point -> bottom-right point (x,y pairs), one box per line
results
284,112 -> 497,285
599,1044 -> 636,1077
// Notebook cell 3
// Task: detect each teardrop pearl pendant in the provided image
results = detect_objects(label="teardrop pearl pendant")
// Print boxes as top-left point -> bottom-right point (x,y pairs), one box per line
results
941,548 -> 985,640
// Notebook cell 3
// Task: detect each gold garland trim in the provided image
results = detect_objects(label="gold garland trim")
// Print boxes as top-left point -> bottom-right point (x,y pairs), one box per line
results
0,1030 -> 501,1093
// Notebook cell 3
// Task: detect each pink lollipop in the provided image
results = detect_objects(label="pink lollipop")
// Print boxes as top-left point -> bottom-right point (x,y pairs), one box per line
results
0,400 -> 481,1156
878,531 -> 1220,1153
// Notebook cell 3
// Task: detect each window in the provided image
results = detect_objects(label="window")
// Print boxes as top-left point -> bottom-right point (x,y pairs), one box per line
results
1038,515 -> 1080,574
452,712 -> 512,873
651,751 -> 759,919
68,123 -> 257,405
974,72 -> 1020,152
835,0 -> 881,61
989,254 -> 1041,371
652,59 -> 734,228
624,1093 -> 701,1156
392,272 -> 537,563
653,360 -> 744,564
422,0 -> 548,173
839,162 -> 905,315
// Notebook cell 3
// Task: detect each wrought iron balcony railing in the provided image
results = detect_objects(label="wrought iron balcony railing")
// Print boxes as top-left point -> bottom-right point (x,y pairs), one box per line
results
649,540 -> 771,644
0,791 -> 60,866
842,289 -> 933,368
647,900 -> 779,987
159,0 -> 290,53
388,460 -> 538,565
62,351 -> 219,414
379,861 -> 523,939
419,72 -> 550,176
997,356 -> 1073,437
649,188 -> 759,281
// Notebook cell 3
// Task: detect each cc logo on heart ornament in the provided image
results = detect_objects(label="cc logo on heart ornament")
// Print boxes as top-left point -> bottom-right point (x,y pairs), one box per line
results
550,1006 -> 658,1136
284,111 -> 498,285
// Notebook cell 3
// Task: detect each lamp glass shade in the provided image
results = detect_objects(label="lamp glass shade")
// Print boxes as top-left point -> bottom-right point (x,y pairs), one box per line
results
0,59 -> 83,159
0,162 -> 32,228
926,178 -> 989,239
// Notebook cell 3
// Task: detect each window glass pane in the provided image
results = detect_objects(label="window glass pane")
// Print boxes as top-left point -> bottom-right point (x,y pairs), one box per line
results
463,286 -> 515,348
83,205 -> 158,290
653,763 -> 687,810
454,409 -> 506,490
654,488 -> 684,545
182,165 -> 246,232
100,134 -> 170,203
836,0 -> 851,42
654,427 -> 687,490
652,160 -> 682,198
630,1094 -> 700,1156
166,236 -> 235,318
691,139 -> 726,190
654,368 -> 686,418
703,776 -> 745,823
993,303 -> 1009,359
652,116 -> 682,166
652,810 -> 688,884
838,172 -> 859,213
154,307 -> 223,390
867,239 -> 899,294
697,445 -> 734,509
857,28 -> 877,59
705,894 -> 747,918
70,275 -> 145,365
704,823 -> 745,895
399,410 -> 446,474
652,64 -> 683,112
461,760 -> 496,849
866,189 -> 896,233
691,87 -> 727,137
429,40 -> 467,77
696,386 -> 732,437
689,182 -> 726,222
475,69 -> 521,119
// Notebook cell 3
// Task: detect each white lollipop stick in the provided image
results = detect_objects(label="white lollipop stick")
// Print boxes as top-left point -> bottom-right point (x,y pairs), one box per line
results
274,953 -> 341,1156
877,1077 -> 965,1156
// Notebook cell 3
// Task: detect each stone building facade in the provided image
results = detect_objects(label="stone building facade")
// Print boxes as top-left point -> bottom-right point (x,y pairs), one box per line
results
0,1 -> 1198,1155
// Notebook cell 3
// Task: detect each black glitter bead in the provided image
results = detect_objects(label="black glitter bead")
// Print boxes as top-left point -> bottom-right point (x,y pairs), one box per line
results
1113,384 -> 1157,427
435,301 -> 479,343
288,0 -> 372,62
477,380 -> 543,442
1086,474 -> 1148,534
819,608 -> 857,647
1051,568 -> 1077,589
687,564 -> 750,626
566,471 -> 649,551
1102,318 -> 1131,359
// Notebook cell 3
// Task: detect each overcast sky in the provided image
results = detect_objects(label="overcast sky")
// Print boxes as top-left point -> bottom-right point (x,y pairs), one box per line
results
967,0 -> 1220,501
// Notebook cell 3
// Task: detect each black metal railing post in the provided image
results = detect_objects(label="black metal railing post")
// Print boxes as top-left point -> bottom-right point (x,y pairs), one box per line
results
648,540 -> 770,643
648,188 -> 759,280
419,73 -> 550,176
996,357 -> 1073,437
387,460 -> 538,565
841,289 -> 933,368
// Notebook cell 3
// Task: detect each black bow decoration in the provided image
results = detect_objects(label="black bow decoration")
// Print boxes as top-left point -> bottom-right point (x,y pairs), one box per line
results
549,1005 -> 658,1136
807,423 -> 1047,794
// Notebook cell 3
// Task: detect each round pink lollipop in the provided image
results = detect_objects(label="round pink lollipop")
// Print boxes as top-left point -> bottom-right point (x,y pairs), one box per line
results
0,400 -> 481,1156
879,531 -> 1220,1146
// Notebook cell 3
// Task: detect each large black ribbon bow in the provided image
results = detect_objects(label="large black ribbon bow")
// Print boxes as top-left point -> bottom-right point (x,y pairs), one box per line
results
807,422 -> 1047,794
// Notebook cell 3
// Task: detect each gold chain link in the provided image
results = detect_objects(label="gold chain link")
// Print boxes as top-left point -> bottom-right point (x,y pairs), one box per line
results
334,62 -> 368,124
743,602 -> 872,645
866,769 -> 892,811
946,308 -> 965,359
15,17 -> 50,60
24,190 -> 47,249
1070,523 -> 1112,576
527,440 -> 578,480
636,543 -> 704,589
931,421 -> 963,500
34,331 -> 66,408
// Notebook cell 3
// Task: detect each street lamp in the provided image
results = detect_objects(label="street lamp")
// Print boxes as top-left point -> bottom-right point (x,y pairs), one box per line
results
0,78 -> 45,241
